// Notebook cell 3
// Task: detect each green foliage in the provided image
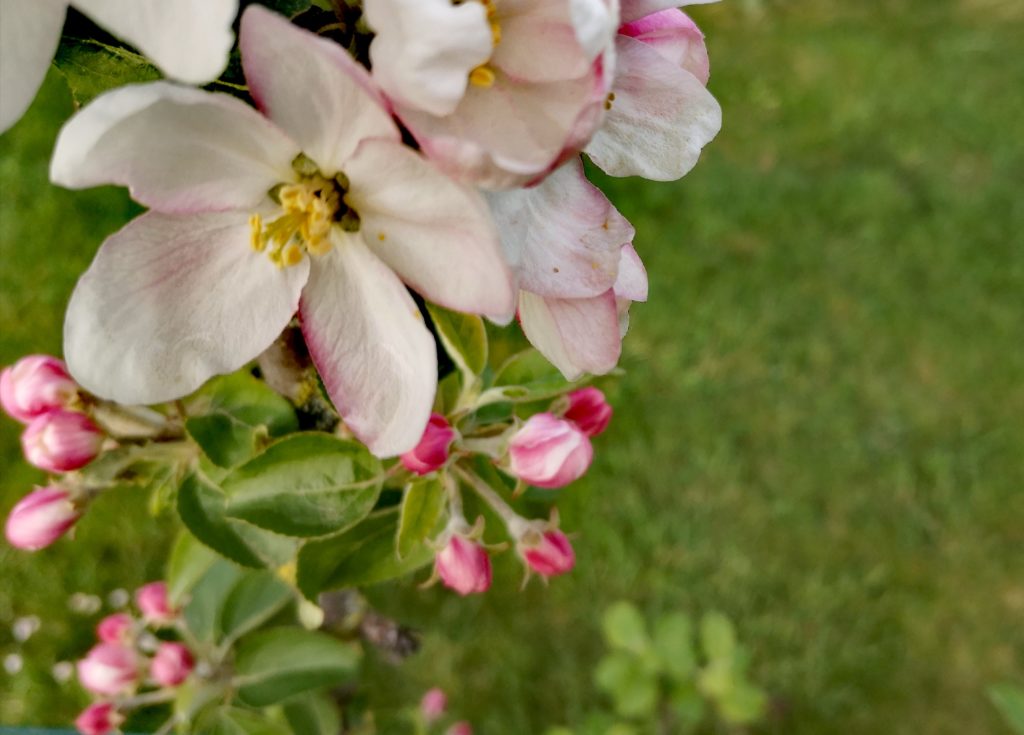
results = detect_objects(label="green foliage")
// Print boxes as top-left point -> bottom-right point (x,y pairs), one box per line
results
396,475 -> 447,559
195,707 -> 292,735
166,531 -> 219,607
187,412 -> 264,469
218,571 -> 293,645
486,348 -> 580,403
188,373 -> 299,437
53,37 -> 160,107
427,304 -> 489,382
283,692 -> 343,735
990,683 -> 1024,735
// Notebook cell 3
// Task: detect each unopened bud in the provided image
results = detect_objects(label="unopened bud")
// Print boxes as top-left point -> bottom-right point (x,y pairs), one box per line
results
563,387 -> 612,437
0,355 -> 77,424
150,642 -> 194,687
420,687 -> 448,723
436,535 -> 492,596
520,530 -> 576,578
96,613 -> 133,645
508,413 -> 592,488
21,410 -> 103,472
76,643 -> 139,697
75,702 -> 121,735
4,486 -> 80,550
401,413 -> 457,475
135,582 -> 176,625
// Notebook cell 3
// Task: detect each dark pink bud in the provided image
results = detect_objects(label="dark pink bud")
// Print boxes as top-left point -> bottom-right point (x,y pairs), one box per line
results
447,722 -> 473,735
563,387 -> 613,437
4,485 -> 80,550
508,413 -> 593,489
436,535 -> 492,596
77,643 -> 139,697
135,581 -> 176,624
96,613 -> 133,644
521,530 -> 576,578
401,413 -> 457,475
420,687 -> 448,723
75,702 -> 121,735
619,8 -> 710,85
21,410 -> 103,472
0,355 -> 77,424
150,642 -> 194,687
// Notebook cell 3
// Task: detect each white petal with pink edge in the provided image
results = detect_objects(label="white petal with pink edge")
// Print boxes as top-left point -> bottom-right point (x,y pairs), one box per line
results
240,5 -> 399,176
50,82 -> 298,213
518,290 -> 622,380
64,210 -> 309,405
620,0 -> 717,24
300,234 -> 437,458
614,243 -> 648,302
0,0 -> 68,134
619,8 -> 709,84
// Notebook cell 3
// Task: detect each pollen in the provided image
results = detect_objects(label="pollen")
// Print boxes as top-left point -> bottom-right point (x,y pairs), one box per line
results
470,64 -> 496,88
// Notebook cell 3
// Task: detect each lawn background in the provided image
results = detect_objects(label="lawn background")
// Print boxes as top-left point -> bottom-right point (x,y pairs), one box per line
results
1,0 -> 1022,733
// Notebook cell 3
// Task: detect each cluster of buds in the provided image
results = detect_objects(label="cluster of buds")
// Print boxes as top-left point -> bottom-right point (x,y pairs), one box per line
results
74,582 -> 193,735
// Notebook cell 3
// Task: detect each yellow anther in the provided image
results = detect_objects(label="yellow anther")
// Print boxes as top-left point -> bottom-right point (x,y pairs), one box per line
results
470,65 -> 496,88
281,241 -> 304,267
490,21 -> 501,46
248,213 -> 265,252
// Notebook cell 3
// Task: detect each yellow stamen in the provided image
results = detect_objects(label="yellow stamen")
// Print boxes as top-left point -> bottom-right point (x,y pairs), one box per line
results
281,241 -> 304,267
248,213 -> 265,252
470,65 -> 496,88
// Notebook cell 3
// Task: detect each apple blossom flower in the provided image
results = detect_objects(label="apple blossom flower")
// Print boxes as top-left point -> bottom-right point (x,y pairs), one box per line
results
586,0 -> 722,180
96,613 -> 133,645
421,687 -> 448,723
150,642 -> 194,687
520,529 -> 576,577
401,413 -> 458,475
508,413 -> 593,489
75,702 -> 121,735
50,5 -> 514,457
365,0 -> 619,189
77,643 -> 140,697
21,409 -> 104,472
0,0 -> 239,134
436,534 -> 492,596
563,387 -> 613,436
135,582 -> 176,624
4,485 -> 81,550
0,355 -> 78,423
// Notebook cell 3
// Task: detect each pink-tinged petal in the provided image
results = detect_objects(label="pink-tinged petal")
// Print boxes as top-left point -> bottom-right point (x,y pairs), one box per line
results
491,0 -> 595,83
344,140 -> 515,320
586,35 -> 720,180
620,9 -> 709,84
366,0 -> 492,117
240,5 -> 399,175
488,157 -> 632,299
64,211 -> 309,405
50,82 -> 297,213
620,0 -> 718,24
72,0 -> 237,84
0,0 -> 67,134
518,289 -> 621,380
300,235 -> 436,457
613,243 -> 648,302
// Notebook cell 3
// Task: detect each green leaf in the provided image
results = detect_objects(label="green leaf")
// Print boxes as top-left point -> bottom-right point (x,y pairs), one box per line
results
234,628 -> 361,707
594,651 -> 659,719
487,349 -> 578,403
396,476 -> 446,559
219,571 -> 293,645
223,434 -> 382,537
718,681 -> 768,725
602,601 -> 650,654
297,510 -> 435,599
166,531 -> 218,607
670,682 -> 707,727
178,472 -> 297,569
654,612 -> 697,680
196,707 -> 292,735
699,612 -> 737,662
427,303 -> 488,378
53,37 -> 160,107
187,412 -> 262,469
254,0 -> 315,17
990,683 -> 1024,735
188,372 -> 299,437
283,692 -> 342,735
184,560 -> 244,643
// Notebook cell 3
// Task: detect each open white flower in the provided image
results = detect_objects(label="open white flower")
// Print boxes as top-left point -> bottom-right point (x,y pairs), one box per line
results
49,6 -> 515,457
0,0 -> 238,133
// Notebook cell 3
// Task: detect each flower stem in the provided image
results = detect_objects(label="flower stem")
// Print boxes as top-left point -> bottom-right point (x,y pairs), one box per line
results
452,465 -> 528,536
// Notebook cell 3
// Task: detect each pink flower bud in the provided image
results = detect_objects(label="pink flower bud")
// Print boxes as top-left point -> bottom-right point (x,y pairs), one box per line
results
521,530 -> 576,578
436,535 -> 492,596
150,642 -> 194,687
508,413 -> 593,489
21,410 -> 103,472
0,355 -> 77,424
77,643 -> 139,697
96,613 -> 133,644
420,687 -> 448,723
563,387 -> 613,437
447,722 -> 473,735
135,581 -> 176,624
4,486 -> 80,550
619,9 -> 710,85
75,702 -> 121,735
401,413 -> 457,475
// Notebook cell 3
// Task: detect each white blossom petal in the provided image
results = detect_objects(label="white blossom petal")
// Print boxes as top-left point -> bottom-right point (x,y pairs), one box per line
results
620,8 -> 709,84
613,243 -> 648,302
491,0 -> 595,82
64,210 -> 309,405
300,235 -> 436,457
620,0 -> 717,24
0,0 -> 68,134
518,289 -> 621,380
240,5 -> 399,176
72,0 -> 237,84
50,82 -> 298,213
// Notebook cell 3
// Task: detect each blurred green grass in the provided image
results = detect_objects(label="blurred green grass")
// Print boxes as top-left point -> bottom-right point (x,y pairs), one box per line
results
2,1 -> 1023,732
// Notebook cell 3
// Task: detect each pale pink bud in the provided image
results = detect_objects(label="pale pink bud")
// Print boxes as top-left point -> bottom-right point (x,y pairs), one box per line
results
96,613 -> 133,644
401,413 -> 457,475
508,413 -> 593,489
420,687 -> 448,723
0,355 -> 77,424
563,387 -> 613,437
4,486 -> 80,550
77,643 -> 139,697
447,722 -> 473,735
135,581 -> 176,624
436,535 -> 492,596
150,642 -> 194,687
21,410 -> 103,472
619,9 -> 710,85
75,702 -> 121,735
521,530 -> 576,578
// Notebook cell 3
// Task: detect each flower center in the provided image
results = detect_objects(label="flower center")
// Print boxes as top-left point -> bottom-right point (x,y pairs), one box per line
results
249,154 -> 360,268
